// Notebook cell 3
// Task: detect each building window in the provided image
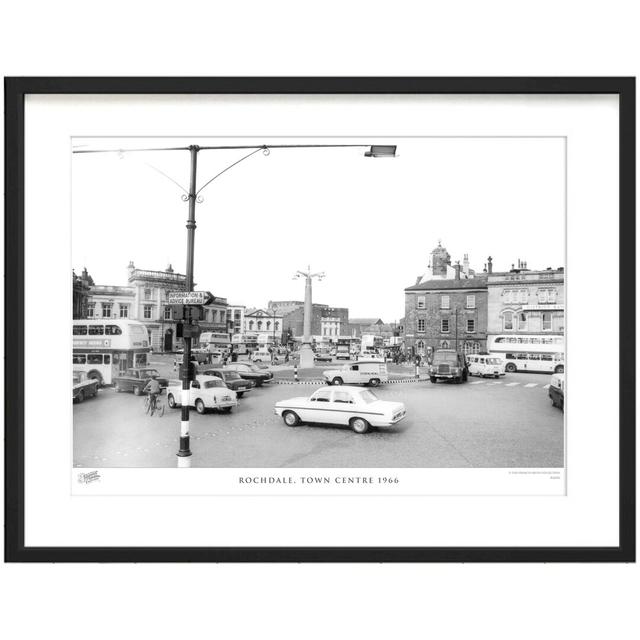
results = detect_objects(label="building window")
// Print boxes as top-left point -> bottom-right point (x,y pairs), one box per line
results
538,288 -> 557,304
440,340 -> 450,349
466,295 -> 476,309
466,319 -> 475,333
87,303 -> 95,318
143,305 -> 152,319
164,307 -> 172,320
416,340 -> 425,354
519,289 -> 528,303
248,320 -> 254,330
542,312 -> 552,331
417,296 -> 426,309
463,341 -> 479,355
102,303 -> 112,318
144,288 -> 152,300
266,321 -> 271,330
503,311 -> 514,331
557,314 -> 565,332
440,295 -> 450,310
518,312 -> 527,331
441,318 -> 449,333
257,321 -> 262,330
119,304 -> 129,318
417,318 -> 425,332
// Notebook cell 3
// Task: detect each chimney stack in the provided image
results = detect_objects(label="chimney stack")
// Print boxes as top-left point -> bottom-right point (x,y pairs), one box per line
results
463,253 -> 470,276
487,256 -> 493,274
454,262 -> 461,280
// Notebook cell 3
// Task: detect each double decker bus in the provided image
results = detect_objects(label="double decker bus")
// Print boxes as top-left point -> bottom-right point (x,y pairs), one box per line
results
72,319 -> 151,385
360,334 -> 384,357
488,335 -> 564,374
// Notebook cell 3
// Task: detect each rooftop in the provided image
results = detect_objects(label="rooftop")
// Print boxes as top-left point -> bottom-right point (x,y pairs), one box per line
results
405,276 -> 487,292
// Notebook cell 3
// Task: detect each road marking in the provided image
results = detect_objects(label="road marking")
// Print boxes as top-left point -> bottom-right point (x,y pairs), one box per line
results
524,383 -> 538,388
505,382 -> 520,386
470,381 -> 485,385
488,381 -> 503,385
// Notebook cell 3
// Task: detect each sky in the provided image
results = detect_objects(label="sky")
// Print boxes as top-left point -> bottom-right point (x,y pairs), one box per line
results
72,136 -> 565,320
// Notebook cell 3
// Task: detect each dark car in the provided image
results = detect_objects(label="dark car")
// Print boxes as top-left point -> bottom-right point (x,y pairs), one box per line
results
113,368 -> 169,395
202,369 -> 255,397
428,350 -> 468,384
549,373 -> 564,411
73,371 -> 100,403
224,362 -> 274,387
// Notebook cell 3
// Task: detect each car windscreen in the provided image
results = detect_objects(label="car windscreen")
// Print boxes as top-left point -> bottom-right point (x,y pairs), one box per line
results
359,390 -> 378,404
433,353 -> 458,363
203,380 -> 225,388
139,369 -> 159,377
225,372 -> 242,380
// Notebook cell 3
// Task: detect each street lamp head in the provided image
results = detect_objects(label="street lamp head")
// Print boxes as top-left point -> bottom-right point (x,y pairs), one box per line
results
364,145 -> 397,158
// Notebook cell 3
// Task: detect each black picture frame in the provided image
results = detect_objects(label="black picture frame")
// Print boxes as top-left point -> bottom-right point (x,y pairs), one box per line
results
4,77 -> 635,563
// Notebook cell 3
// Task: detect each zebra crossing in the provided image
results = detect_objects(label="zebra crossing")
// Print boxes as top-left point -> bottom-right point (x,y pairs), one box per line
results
469,379 -> 549,389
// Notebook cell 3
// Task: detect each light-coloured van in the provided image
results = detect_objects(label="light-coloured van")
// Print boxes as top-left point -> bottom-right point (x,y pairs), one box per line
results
468,355 -> 505,378
251,349 -> 275,363
322,360 -> 388,387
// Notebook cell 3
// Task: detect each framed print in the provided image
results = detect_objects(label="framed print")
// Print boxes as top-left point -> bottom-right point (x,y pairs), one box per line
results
4,77 -> 635,562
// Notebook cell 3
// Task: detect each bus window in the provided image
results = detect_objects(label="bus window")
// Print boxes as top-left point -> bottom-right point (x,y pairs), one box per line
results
87,354 -> 103,364
104,354 -> 111,364
88,325 -> 104,335
73,325 -> 87,335
541,354 -> 552,361
105,325 -> 123,335
73,354 -> 87,364
528,354 -> 540,361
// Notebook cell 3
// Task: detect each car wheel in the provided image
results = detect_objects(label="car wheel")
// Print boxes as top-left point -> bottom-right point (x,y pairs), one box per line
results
76,390 -> 85,403
237,392 -> 244,398
222,406 -> 232,413
195,399 -> 206,414
350,417 -> 370,434
554,364 -> 564,374
430,377 -> 437,383
332,377 -> 343,385
505,363 -> 517,373
167,394 -> 177,409
283,411 -> 300,427
369,378 -> 380,387
133,386 -> 141,396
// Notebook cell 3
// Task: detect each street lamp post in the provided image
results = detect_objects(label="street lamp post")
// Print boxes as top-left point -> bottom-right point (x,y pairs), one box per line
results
294,266 -> 325,369
73,143 -> 395,458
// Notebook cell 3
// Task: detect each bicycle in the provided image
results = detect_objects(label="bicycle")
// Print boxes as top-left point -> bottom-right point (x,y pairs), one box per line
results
144,393 -> 165,417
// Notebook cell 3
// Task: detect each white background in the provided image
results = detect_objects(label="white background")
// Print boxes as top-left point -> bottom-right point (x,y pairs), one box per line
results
1,2 -> 638,640
27,94 -> 608,547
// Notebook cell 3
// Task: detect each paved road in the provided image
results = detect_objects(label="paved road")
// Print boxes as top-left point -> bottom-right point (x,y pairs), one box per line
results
74,370 -> 563,469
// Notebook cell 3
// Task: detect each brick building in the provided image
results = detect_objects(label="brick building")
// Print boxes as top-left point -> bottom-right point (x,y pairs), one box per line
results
404,242 -> 488,356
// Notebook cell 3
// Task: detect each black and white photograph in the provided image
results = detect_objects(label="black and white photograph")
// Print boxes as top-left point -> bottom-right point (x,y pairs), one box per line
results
71,135 -> 565,473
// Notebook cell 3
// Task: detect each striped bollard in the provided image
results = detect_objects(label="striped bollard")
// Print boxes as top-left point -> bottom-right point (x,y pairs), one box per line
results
294,364 -> 298,382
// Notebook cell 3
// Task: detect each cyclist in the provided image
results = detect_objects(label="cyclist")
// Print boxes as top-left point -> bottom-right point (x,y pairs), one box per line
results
143,374 -> 162,413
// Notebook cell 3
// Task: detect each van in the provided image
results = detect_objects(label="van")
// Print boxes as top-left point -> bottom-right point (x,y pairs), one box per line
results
549,373 -> 564,410
322,360 -> 388,387
467,355 -> 505,378
251,349 -> 275,363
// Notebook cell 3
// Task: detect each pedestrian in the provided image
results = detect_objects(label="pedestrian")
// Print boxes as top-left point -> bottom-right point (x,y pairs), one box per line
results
284,349 -> 289,364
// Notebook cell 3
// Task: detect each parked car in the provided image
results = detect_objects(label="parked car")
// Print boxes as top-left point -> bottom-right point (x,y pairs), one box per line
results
274,386 -> 406,434
428,350 -> 468,384
314,351 -> 332,362
202,369 -> 255,397
549,373 -> 565,411
322,359 -> 388,387
224,362 -> 274,386
166,375 -> 237,414
467,354 -> 505,378
113,368 -> 169,395
73,371 -> 99,403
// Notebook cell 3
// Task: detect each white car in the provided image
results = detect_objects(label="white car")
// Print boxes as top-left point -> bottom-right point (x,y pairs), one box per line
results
274,385 -> 406,434
166,375 -> 238,414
